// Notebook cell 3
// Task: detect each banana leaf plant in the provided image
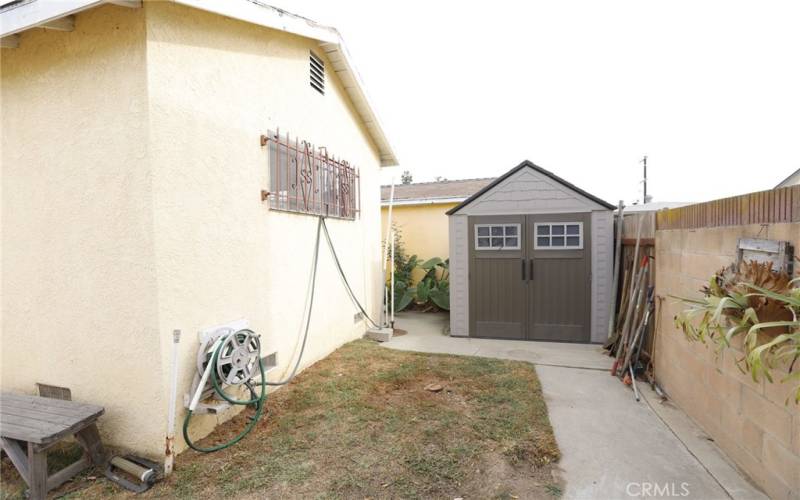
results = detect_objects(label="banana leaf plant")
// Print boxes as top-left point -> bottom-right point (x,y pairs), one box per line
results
673,260 -> 800,403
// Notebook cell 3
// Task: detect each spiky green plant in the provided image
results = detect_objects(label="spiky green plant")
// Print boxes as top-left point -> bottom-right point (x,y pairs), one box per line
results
673,260 -> 799,404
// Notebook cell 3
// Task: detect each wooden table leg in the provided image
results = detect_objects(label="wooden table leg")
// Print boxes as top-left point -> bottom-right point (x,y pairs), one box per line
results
27,441 -> 47,500
75,423 -> 107,466
1,437 -> 29,485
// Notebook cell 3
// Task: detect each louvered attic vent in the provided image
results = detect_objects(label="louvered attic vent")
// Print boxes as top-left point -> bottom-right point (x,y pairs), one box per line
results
310,51 -> 325,95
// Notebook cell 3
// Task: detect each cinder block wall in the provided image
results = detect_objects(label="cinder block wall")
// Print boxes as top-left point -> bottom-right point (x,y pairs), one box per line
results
654,223 -> 800,500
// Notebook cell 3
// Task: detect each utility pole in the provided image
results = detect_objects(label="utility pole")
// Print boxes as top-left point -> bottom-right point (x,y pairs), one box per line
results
641,155 -> 649,204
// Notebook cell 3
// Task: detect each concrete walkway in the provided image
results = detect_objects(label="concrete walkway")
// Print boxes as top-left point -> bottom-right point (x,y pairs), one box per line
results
383,312 -> 766,500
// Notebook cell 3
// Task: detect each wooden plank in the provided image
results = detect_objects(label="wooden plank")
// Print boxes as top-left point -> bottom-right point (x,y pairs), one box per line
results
0,421 -> 55,443
75,424 -> 106,465
0,413 -> 65,436
1,393 -> 102,413
40,15 -> 74,31
28,442 -> 48,500
47,455 -> 90,491
1,409 -> 104,445
1,437 -> 29,484
0,399 -> 95,420
0,395 -> 103,418
1,413 -> 72,436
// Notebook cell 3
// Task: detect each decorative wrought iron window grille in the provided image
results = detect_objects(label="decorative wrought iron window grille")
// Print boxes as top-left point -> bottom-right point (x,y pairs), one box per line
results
262,130 -> 360,220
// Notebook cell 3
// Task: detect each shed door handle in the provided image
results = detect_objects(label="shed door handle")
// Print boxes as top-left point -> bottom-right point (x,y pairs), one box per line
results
529,259 -> 534,280
521,259 -> 526,281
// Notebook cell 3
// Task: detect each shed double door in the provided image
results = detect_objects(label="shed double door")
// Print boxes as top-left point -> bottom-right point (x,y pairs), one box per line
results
468,213 -> 591,342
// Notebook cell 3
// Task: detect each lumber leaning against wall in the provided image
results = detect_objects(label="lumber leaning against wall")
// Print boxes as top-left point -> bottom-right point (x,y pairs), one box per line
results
654,191 -> 800,500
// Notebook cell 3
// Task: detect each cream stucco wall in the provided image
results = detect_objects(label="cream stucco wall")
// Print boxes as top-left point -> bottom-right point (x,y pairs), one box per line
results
2,2 -> 383,459
381,203 -> 456,283
1,5 -> 166,456
144,2 -> 383,453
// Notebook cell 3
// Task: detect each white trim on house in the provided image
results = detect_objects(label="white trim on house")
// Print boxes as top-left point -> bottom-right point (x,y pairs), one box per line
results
0,0 -> 139,37
380,196 -> 467,207
0,0 -> 399,167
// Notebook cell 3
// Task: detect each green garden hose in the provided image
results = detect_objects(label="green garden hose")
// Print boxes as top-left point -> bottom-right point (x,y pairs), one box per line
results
182,331 -> 266,453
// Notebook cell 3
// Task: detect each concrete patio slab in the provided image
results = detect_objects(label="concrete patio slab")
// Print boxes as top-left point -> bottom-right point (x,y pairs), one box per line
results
382,311 -> 766,500
386,311 -> 610,370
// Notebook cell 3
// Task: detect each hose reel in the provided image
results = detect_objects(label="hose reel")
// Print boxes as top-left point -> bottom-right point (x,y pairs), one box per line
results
211,329 -> 261,386
183,328 -> 267,453
187,328 -> 262,415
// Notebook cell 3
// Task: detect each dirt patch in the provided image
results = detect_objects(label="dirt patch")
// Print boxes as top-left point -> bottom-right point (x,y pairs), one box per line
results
1,340 -> 562,499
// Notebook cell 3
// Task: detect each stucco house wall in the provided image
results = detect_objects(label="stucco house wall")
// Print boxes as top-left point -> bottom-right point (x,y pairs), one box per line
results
655,223 -> 800,500
2,2 -> 385,459
1,5 -> 167,456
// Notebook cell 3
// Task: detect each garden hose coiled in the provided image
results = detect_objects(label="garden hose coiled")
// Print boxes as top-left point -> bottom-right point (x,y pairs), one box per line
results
182,330 -> 267,453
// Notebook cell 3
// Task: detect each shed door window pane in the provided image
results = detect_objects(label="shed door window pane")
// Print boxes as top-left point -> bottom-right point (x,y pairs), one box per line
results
475,224 -> 521,250
534,223 -> 582,249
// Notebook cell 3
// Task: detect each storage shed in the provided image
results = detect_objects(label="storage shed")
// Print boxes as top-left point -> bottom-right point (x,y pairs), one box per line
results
447,161 -> 616,343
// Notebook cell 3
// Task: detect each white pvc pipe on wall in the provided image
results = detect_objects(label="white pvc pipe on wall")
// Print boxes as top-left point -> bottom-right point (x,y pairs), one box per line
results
165,329 -> 181,475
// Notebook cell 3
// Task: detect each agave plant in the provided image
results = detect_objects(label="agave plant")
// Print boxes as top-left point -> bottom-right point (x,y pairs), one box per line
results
674,260 -> 799,403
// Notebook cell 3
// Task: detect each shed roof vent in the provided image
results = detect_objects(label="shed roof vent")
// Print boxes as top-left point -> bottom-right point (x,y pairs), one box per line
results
310,51 -> 325,95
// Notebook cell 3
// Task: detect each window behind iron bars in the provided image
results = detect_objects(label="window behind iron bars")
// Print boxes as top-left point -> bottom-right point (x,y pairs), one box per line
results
266,130 -> 360,220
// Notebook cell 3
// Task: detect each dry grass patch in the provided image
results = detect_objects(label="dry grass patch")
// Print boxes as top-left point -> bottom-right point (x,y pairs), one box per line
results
1,340 -> 561,499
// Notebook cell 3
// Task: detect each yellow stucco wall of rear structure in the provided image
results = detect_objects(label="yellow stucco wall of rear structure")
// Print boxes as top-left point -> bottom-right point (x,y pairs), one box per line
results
2,2 -> 383,460
381,203 -> 457,282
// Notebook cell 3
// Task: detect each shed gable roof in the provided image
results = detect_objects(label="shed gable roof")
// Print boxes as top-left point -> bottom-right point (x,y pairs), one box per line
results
446,160 -> 616,215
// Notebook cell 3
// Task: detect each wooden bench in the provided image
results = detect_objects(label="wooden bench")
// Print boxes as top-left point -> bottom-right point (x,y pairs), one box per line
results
0,392 -> 107,500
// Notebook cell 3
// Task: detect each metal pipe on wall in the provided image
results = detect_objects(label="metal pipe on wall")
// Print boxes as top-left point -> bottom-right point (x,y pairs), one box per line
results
607,201 -> 625,340
165,329 -> 181,475
381,180 -> 395,327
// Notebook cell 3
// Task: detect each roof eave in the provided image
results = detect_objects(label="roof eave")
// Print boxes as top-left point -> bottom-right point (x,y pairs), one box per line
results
1,0 -> 399,167
176,0 -> 399,167
381,196 -> 468,207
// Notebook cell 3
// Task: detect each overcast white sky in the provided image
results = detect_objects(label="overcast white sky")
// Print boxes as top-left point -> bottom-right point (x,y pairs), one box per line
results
272,1 -> 800,205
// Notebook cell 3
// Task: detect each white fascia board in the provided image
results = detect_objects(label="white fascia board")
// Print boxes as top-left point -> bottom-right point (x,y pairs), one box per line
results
173,0 -> 339,43
319,40 -> 398,167
0,0 -> 140,37
381,197 -> 467,207
1,0 -> 100,36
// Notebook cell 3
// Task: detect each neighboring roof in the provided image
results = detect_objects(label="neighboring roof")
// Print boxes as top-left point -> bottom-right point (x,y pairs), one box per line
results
775,168 -> 800,189
381,178 -> 495,205
621,201 -> 691,213
446,160 -> 617,215
0,0 -> 398,167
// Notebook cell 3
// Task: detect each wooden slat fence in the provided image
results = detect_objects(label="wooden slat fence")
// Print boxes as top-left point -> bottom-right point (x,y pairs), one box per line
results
656,185 -> 800,230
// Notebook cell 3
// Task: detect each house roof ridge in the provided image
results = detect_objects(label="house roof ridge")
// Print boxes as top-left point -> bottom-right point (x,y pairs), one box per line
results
381,177 -> 496,188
